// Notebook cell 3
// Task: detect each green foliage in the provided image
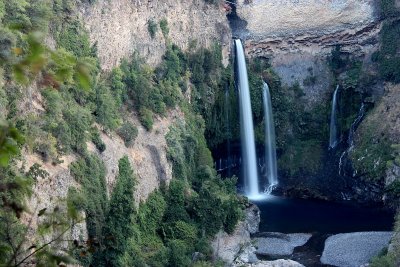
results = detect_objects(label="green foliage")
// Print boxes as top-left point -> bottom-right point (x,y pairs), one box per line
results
328,45 -> 346,73
99,156 -> 136,266
110,67 -> 126,108
0,0 -> 5,21
117,121 -> 138,147
3,0 -> 31,30
279,140 -> 324,176
379,0 -> 399,18
91,127 -> 106,153
370,214 -> 400,266
137,190 -> 166,235
0,121 -> 24,167
159,18 -> 169,37
27,0 -> 52,32
373,20 -> 400,83
350,121 -> 393,181
26,163 -> 49,180
148,19 -> 157,38
139,107 -> 154,131
94,82 -> 121,131
70,154 -> 107,240
167,239 -> 191,267
56,20 -> 93,58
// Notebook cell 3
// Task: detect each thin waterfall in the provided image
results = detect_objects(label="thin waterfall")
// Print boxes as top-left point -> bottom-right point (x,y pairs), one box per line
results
329,85 -> 339,149
339,103 -> 366,176
263,82 -> 278,192
234,39 -> 259,198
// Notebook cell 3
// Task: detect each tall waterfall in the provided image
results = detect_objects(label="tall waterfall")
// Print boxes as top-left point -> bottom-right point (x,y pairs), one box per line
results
329,85 -> 339,149
234,39 -> 259,198
263,82 -> 278,191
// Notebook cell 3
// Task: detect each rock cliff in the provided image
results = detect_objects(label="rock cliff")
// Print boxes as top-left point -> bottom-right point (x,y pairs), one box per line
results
231,0 -> 380,105
79,0 -> 231,70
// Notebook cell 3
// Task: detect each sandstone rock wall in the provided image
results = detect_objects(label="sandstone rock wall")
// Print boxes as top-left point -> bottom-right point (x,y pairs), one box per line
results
87,109 -> 180,203
232,0 -> 380,105
235,0 -> 377,40
79,0 -> 231,71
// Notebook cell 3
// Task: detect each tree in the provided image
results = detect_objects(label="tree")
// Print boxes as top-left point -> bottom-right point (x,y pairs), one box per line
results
94,82 -> 121,131
98,156 -> 136,266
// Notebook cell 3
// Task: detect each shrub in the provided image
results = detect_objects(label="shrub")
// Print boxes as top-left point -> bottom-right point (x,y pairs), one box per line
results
94,82 -> 121,131
91,128 -> 106,152
117,122 -> 138,147
139,107 -> 153,131
56,21 -> 93,58
159,18 -> 169,37
148,19 -> 157,38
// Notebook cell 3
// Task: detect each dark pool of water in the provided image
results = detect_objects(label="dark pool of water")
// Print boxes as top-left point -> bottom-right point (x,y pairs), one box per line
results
253,195 -> 395,234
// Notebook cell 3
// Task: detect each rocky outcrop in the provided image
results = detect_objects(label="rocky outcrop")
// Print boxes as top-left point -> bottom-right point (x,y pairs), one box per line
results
212,204 -> 260,264
351,83 -> 400,204
232,259 -> 305,267
20,153 -> 87,253
321,232 -> 393,267
88,109 -> 179,203
79,0 -> 231,71
254,233 -> 312,257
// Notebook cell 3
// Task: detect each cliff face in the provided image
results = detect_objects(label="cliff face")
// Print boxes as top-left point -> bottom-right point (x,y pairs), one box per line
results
232,0 -> 380,105
79,0 -> 231,70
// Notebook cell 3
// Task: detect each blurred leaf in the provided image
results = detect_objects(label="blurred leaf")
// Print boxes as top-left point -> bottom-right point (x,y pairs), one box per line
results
0,120 -> 24,167
75,61 -> 91,91
13,47 -> 23,56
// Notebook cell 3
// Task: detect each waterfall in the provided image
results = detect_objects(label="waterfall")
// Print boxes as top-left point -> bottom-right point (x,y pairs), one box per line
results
263,82 -> 278,192
348,103 -> 365,151
329,85 -> 339,149
234,39 -> 259,198
339,103 -> 366,176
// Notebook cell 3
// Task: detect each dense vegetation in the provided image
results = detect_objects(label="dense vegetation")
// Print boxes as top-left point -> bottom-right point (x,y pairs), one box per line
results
0,0 -> 242,266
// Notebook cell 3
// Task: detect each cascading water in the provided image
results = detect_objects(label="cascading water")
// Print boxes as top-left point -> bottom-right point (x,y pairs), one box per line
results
234,39 -> 260,199
329,85 -> 339,149
339,103 -> 366,176
263,82 -> 278,193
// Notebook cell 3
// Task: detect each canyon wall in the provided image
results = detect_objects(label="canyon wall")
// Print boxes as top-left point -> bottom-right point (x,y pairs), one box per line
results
79,0 -> 231,70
